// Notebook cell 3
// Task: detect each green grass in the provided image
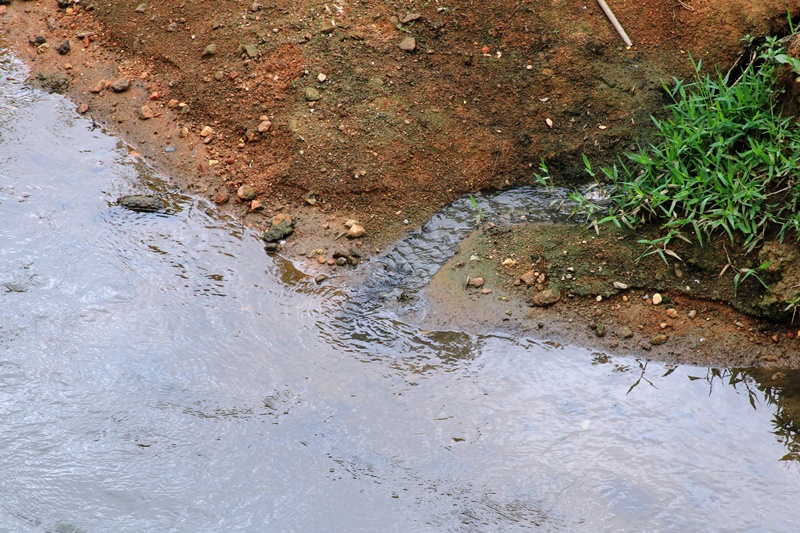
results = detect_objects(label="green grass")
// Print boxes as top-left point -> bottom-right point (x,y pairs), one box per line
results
555,37 -> 800,261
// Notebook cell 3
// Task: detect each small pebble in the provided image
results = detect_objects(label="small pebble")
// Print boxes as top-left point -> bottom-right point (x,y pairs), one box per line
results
467,277 -> 484,288
398,36 -> 416,51
139,105 -> 155,120
666,308 -> 678,319
651,334 -> 668,345
652,293 -> 663,305
347,224 -> 366,238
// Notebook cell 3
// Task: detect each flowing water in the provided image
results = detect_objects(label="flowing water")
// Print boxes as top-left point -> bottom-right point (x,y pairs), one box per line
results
2,50 -> 800,532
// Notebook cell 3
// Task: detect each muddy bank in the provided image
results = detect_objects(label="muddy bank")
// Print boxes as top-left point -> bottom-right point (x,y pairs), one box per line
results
4,0 -> 800,252
4,0 -> 800,366
423,222 -> 800,368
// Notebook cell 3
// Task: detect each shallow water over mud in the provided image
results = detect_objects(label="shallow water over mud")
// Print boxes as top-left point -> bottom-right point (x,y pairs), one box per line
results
2,51 -> 800,532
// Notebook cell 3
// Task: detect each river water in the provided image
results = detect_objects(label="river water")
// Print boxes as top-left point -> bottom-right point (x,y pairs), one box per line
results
2,50 -> 800,532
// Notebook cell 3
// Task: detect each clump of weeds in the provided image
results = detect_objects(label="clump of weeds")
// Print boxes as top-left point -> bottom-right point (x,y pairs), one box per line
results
537,35 -> 800,313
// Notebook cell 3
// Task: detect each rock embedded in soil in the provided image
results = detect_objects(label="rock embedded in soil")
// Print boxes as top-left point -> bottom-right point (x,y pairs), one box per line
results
652,293 -> 663,305
237,184 -> 256,201
617,326 -> 634,339
532,289 -> 560,307
57,40 -> 70,55
347,224 -> 366,238
242,43 -> 259,59
139,105 -> 154,120
666,308 -> 678,319
117,194 -> 165,212
651,334 -> 668,346
398,36 -> 416,51
202,43 -> 217,58
467,276 -> 485,288
520,270 -> 537,285
304,87 -> 321,102
110,78 -> 130,93
89,80 -> 105,93
262,214 -> 294,243
595,323 -> 607,337
213,192 -> 229,205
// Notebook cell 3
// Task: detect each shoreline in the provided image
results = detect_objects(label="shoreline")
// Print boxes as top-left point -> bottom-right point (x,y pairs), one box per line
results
3,0 -> 800,367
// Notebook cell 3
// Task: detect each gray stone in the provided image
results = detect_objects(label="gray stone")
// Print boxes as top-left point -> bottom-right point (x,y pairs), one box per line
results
117,194 -> 165,212
202,43 -> 217,58
262,218 -> 294,243
110,77 -> 130,93
242,43 -> 259,58
57,40 -> 71,55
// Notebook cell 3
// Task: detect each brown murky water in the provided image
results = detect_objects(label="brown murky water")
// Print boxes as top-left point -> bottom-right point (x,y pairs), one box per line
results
2,50 -> 800,532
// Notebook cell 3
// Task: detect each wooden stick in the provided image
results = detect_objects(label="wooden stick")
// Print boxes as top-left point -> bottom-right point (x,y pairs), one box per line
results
596,0 -> 633,47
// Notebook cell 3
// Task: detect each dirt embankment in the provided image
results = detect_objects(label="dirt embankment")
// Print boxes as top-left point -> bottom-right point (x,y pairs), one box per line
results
3,0 -> 800,366
423,223 -> 800,368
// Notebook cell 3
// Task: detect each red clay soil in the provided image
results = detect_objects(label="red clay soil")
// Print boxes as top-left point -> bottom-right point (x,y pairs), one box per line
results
3,0 -> 800,249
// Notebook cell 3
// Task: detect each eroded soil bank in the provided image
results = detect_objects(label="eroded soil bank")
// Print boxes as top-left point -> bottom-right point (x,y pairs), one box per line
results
423,222 -> 800,368
3,0 -> 800,365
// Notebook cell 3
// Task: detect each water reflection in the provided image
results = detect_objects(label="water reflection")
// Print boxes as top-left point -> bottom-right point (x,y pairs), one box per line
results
714,368 -> 800,463
1,48 -> 800,532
